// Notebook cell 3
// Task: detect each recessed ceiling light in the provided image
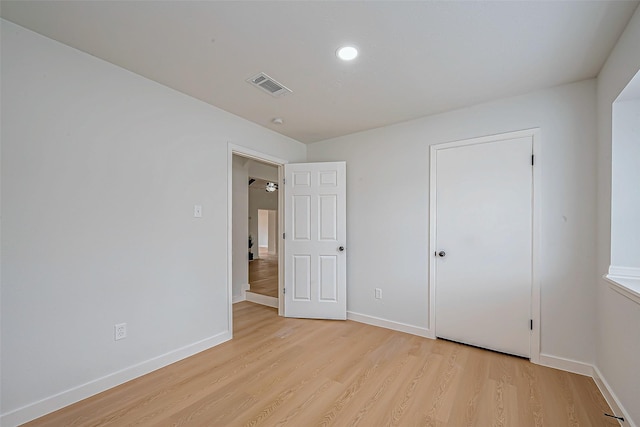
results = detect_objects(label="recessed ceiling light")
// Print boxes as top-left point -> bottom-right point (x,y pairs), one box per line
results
336,46 -> 358,61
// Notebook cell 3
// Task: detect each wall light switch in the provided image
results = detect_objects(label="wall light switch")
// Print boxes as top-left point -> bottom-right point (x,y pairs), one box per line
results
194,205 -> 202,218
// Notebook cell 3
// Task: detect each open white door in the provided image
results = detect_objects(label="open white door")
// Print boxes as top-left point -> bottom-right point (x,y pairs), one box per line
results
284,162 -> 346,319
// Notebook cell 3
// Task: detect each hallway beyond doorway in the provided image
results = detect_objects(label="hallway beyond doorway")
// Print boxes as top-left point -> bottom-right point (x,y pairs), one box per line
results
248,247 -> 278,298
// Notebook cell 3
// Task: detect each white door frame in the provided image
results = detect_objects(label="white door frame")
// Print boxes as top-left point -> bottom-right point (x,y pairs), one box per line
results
428,129 -> 541,363
227,143 -> 287,332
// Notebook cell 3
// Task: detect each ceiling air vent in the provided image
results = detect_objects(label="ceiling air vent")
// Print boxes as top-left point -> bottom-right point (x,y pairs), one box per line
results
247,72 -> 292,97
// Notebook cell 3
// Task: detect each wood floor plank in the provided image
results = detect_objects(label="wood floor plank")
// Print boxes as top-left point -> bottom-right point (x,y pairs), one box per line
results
438,346 -> 488,427
25,302 -> 617,426
249,250 -> 278,298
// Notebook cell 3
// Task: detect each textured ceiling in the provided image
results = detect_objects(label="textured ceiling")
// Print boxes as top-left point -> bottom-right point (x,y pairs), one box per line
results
1,1 -> 638,143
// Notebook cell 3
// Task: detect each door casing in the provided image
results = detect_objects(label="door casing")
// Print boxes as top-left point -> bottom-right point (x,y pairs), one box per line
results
428,129 -> 541,364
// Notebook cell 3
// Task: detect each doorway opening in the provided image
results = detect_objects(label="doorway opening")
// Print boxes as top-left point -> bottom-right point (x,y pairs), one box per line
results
228,144 -> 348,333
246,179 -> 279,308
229,145 -> 286,326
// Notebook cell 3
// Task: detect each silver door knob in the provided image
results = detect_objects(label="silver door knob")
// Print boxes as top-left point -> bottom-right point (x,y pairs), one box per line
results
438,251 -> 446,257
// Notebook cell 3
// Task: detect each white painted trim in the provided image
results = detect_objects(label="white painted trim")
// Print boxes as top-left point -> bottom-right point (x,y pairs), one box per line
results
539,356 -> 634,425
428,145 -> 437,333
530,128 -> 542,363
347,311 -> 434,339
431,128 -> 541,150
0,331 -> 231,427
228,143 -> 289,167
606,266 -> 640,305
245,292 -> 279,309
608,266 -> 640,278
604,274 -> 640,306
428,129 -> 541,362
537,353 -> 593,376
593,365 -> 635,427
232,284 -> 250,304
277,164 -> 285,316
227,143 -> 287,331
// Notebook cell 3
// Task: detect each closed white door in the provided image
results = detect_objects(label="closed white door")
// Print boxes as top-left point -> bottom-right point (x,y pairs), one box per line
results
435,136 -> 532,357
284,162 -> 346,319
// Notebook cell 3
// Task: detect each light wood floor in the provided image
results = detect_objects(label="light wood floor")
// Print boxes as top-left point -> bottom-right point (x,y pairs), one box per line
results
25,302 -> 616,426
248,248 -> 278,298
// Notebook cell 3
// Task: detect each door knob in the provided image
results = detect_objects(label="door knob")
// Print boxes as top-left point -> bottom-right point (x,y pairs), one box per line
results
438,251 -> 446,257
338,246 -> 345,252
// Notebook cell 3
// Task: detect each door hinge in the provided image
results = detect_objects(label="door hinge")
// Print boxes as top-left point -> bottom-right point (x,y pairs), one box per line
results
283,288 -> 286,294
283,178 -> 286,184
530,319 -> 533,330
282,233 -> 285,239
531,154 -> 535,166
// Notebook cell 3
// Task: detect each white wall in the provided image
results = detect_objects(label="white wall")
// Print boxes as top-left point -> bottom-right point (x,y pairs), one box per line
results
611,98 -> 640,270
232,156 -> 249,302
308,79 -> 598,366
596,5 -> 640,425
0,20 -> 305,425
248,160 -> 278,182
268,210 -> 278,255
258,209 -> 269,247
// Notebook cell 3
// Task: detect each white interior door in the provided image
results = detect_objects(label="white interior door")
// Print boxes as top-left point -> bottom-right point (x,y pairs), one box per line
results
435,136 -> 532,357
284,162 -> 346,319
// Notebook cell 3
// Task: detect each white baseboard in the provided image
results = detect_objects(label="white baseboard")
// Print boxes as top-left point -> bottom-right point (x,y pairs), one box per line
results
1,330 -> 232,427
537,355 -> 634,426
347,311 -> 434,338
593,366 -> 635,427
245,291 -> 278,308
537,353 -> 593,376
232,284 -> 250,304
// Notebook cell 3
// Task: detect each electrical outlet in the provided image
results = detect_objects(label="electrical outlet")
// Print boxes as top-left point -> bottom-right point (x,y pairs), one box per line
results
114,323 -> 127,341
375,288 -> 382,299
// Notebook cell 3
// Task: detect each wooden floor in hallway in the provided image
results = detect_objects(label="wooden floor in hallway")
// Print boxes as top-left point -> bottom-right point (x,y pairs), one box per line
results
248,248 -> 278,298
25,302 -> 616,426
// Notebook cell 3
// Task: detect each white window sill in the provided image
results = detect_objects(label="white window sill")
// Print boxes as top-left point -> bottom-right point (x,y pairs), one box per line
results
604,274 -> 640,306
